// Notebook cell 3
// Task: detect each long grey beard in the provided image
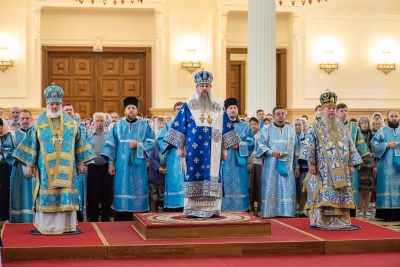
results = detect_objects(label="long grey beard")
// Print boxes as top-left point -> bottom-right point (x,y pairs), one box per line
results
321,114 -> 338,132
46,107 -> 62,119
198,92 -> 212,111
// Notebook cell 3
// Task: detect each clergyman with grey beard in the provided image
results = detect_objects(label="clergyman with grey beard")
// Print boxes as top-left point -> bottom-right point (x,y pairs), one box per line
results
164,69 -> 240,218
299,90 -> 362,229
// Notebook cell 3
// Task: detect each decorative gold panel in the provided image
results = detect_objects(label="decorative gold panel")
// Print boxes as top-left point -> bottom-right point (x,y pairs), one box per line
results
102,101 -> 121,114
123,58 -> 141,76
101,58 -> 120,75
101,79 -> 120,96
72,57 -> 92,75
51,57 -> 70,75
123,79 -> 141,96
73,79 -> 92,96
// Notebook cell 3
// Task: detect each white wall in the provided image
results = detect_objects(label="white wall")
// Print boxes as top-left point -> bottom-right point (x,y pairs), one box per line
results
1,0 -> 400,112
0,0 -> 31,107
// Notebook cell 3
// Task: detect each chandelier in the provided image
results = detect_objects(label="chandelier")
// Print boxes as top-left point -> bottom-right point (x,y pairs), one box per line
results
278,0 -> 327,6
76,0 -> 143,4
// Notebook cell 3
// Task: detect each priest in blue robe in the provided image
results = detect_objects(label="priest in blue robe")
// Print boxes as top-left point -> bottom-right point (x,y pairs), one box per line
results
158,102 -> 185,211
13,85 -> 95,234
102,97 -> 155,221
4,110 -> 34,223
371,109 -> 400,221
257,106 -> 299,218
164,70 -> 240,218
300,91 -> 363,229
221,98 -> 254,211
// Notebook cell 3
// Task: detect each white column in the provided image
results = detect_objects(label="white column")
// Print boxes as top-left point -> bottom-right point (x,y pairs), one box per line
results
153,8 -> 165,109
216,10 -> 228,99
32,6 -> 42,106
248,0 -> 276,116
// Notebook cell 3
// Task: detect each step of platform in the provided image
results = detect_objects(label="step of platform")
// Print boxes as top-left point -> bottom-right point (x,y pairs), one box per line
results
131,212 -> 271,240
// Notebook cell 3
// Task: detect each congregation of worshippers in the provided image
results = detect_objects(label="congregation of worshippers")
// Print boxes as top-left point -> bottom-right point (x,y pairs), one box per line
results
0,72 -> 399,227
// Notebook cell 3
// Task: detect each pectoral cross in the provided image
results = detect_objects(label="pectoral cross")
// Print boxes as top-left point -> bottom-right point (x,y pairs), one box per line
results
51,135 -> 63,146
207,115 -> 213,125
200,114 -> 206,124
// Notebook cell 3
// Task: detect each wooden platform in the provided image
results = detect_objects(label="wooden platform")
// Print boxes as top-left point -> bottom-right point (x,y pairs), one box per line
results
131,212 -> 271,239
2,217 -> 400,262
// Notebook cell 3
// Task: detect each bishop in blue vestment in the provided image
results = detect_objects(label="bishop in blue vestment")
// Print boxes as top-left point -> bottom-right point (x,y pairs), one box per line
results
164,70 -> 240,218
13,85 -> 95,234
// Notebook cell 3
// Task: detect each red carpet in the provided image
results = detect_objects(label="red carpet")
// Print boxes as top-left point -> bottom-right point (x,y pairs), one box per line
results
96,219 -> 317,246
4,253 -> 400,267
2,222 -> 105,248
275,218 -> 400,241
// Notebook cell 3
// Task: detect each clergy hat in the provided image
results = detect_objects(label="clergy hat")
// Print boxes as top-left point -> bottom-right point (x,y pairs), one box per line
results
224,97 -> 238,110
319,90 -> 337,108
194,69 -> 213,86
44,85 -> 64,104
123,97 -> 139,108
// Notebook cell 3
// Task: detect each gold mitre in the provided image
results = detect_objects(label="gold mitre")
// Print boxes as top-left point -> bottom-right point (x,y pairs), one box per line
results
320,89 -> 337,108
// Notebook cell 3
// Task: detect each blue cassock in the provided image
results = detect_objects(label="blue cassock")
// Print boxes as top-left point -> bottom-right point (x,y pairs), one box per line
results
75,122 -> 90,220
102,118 -> 154,212
163,103 -> 240,202
257,123 -> 298,218
371,126 -> 400,213
4,129 -> 34,223
158,122 -> 185,208
221,121 -> 254,211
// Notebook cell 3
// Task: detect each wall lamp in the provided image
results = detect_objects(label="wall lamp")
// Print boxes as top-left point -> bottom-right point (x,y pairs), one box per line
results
319,50 -> 338,74
377,50 -> 395,75
181,48 -> 201,73
0,46 -> 13,72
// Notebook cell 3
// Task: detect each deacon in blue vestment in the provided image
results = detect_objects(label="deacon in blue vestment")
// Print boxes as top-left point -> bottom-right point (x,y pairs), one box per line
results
337,103 -> 370,212
257,107 -> 299,218
164,70 -> 240,218
102,97 -> 155,221
158,102 -> 185,211
13,85 -> 95,234
371,109 -> 400,221
4,110 -> 34,223
221,98 -> 254,211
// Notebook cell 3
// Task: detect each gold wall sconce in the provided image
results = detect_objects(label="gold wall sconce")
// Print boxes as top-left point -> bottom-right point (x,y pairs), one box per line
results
377,50 -> 395,75
181,60 -> 201,74
319,50 -> 338,74
0,46 -> 13,72
181,48 -> 201,73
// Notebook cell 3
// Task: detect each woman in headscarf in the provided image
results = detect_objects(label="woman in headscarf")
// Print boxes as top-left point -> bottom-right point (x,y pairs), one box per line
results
371,112 -> 385,134
358,116 -> 376,217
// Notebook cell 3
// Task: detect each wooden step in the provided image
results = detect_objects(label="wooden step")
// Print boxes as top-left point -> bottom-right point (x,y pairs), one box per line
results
132,212 -> 271,240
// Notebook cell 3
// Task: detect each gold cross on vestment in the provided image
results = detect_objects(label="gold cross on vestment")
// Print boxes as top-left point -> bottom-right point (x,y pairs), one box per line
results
64,121 -> 74,130
38,122 -> 49,130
